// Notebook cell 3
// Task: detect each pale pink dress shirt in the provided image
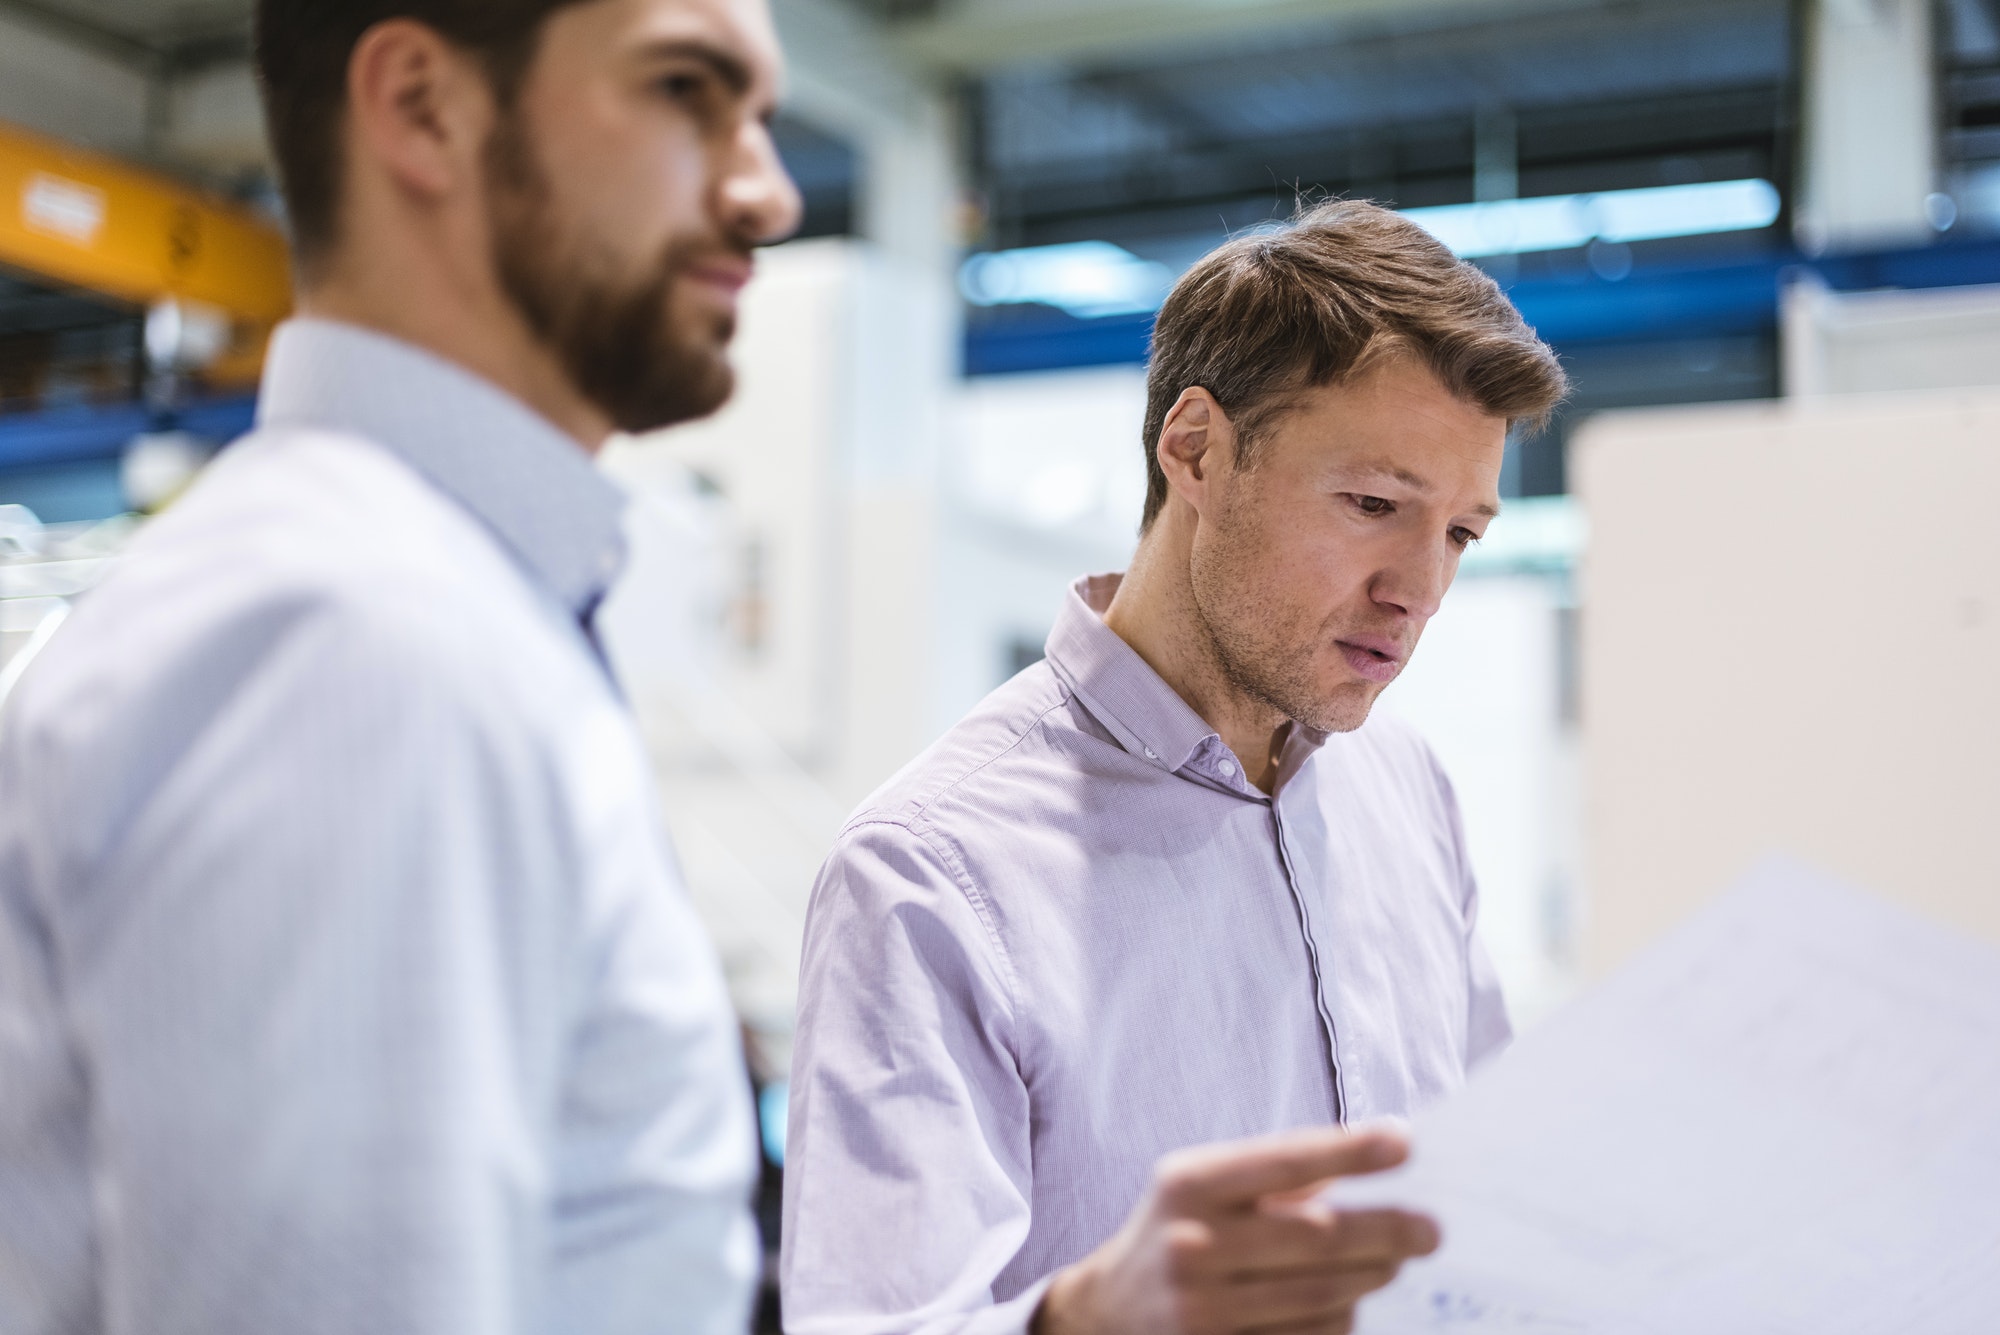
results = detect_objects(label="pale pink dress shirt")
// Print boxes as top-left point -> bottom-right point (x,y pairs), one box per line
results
782,573 -> 1510,1335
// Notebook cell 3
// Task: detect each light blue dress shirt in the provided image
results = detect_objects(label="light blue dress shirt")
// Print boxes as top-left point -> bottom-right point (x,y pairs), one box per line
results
782,574 -> 1510,1335
0,319 -> 758,1335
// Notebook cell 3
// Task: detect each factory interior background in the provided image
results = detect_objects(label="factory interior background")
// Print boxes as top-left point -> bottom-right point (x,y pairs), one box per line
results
3,0 -> 1999,1251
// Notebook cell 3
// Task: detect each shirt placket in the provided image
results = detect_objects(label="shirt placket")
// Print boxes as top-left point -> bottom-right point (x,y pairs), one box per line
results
1269,794 -> 1348,1124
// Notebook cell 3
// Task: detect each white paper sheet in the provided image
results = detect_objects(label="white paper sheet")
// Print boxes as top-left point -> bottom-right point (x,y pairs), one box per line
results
1332,856 -> 2000,1333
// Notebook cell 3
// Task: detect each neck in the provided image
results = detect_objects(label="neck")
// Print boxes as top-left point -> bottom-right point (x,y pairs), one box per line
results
1103,508 -> 1290,793
296,240 -> 613,455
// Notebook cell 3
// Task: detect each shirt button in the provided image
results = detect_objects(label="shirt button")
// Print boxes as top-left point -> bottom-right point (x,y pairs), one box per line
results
1219,759 -> 1237,778
1144,748 -> 1158,761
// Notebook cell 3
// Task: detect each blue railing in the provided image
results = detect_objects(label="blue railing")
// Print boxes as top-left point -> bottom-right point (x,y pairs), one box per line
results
0,395 -> 258,471
963,234 -> 2000,376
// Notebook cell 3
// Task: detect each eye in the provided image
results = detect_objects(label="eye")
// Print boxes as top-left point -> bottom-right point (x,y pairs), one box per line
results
1349,494 -> 1395,516
1449,526 -> 1481,549
658,68 -> 731,119
656,68 -> 736,134
660,69 -> 708,99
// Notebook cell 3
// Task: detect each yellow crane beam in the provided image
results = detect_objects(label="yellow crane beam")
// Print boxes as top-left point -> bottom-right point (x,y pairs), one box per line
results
0,119 -> 292,385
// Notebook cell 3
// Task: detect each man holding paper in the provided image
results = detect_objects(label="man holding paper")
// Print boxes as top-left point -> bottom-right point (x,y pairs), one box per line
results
782,200 -> 1569,1334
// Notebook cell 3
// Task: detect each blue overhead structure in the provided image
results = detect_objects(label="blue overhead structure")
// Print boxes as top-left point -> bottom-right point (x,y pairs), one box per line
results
0,395 -> 258,471
963,234 -> 2000,377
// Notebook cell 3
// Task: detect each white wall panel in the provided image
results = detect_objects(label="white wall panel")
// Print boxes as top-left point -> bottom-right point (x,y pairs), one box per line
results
1576,392 -> 2000,974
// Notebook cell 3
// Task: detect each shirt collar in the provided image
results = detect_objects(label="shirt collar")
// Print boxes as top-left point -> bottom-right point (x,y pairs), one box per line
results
1044,573 -> 1331,791
255,317 -> 628,620
1043,573 -> 1231,775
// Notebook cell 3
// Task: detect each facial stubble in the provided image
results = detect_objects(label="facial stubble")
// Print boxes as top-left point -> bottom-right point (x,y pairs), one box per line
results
1188,490 -> 1386,736
484,111 -> 739,434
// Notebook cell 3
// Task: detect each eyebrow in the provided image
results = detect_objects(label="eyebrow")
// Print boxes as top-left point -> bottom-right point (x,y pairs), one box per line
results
1336,462 -> 1503,520
637,38 -> 755,98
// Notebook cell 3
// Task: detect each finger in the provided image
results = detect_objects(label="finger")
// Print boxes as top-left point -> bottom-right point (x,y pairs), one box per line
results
1155,1127 -> 1411,1216
1321,1207 -> 1441,1266
1244,1315 -> 1357,1335
1184,1207 -> 1438,1278
1183,1264 -> 1399,1331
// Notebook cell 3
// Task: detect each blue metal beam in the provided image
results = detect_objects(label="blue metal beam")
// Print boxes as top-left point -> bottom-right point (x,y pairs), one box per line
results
0,395 -> 257,471
963,235 -> 2000,376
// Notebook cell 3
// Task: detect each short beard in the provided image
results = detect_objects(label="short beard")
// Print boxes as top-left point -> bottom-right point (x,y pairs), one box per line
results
484,110 -> 738,434
1188,495 -> 1381,736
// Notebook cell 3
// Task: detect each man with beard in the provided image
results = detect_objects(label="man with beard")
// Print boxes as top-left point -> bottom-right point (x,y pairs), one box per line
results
0,3 -> 798,1333
782,200 -> 1570,1335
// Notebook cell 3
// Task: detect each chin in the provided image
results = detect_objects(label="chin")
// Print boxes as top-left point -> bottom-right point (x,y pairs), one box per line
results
1304,682 -> 1383,735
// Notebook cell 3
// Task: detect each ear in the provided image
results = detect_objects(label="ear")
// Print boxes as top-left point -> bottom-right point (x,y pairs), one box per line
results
345,19 -> 496,207
1155,387 -> 1239,519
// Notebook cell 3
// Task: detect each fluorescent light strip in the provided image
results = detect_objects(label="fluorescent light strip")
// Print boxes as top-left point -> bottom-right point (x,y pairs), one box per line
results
959,240 -> 1174,318
958,178 -> 1782,318
1403,178 -> 1781,259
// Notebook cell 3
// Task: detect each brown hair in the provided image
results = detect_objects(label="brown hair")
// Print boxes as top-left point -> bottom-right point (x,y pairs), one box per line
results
1139,197 -> 1568,530
254,0 -> 591,273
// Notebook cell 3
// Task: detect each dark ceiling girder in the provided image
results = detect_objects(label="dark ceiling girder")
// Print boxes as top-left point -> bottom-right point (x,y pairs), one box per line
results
1070,67 -> 1235,150
1113,84 -> 1777,169
0,0 -> 155,67
983,82 -> 1786,236
0,0 -> 249,75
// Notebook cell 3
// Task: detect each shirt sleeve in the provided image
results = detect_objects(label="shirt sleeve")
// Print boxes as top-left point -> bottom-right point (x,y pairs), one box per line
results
38,590 -> 597,1335
781,819 -> 1049,1335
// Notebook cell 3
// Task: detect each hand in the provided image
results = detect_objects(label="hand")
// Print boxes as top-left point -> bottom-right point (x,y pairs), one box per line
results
1033,1126 -> 1437,1335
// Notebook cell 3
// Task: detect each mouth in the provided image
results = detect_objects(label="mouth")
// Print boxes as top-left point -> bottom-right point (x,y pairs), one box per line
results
683,255 -> 754,299
1335,636 -> 1405,685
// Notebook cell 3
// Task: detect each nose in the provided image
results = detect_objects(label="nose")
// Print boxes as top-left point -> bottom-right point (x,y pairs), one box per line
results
1369,540 -> 1452,623
720,120 -> 804,247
